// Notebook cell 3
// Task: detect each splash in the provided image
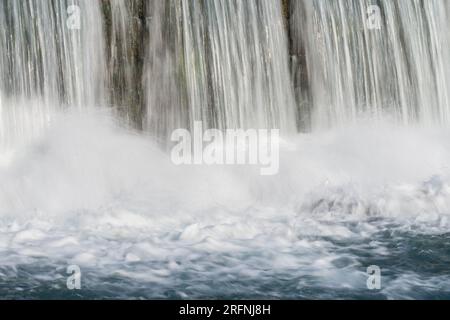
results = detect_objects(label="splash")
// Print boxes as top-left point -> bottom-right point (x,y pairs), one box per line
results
1,112 -> 450,298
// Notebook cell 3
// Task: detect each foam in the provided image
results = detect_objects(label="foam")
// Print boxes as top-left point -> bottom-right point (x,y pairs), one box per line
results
1,111 -> 450,297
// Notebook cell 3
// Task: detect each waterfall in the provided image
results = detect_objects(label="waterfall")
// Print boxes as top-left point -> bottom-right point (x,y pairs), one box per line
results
143,0 -> 297,140
0,0 -> 105,151
291,0 -> 450,130
2,0 -> 450,146
3,0 -> 450,300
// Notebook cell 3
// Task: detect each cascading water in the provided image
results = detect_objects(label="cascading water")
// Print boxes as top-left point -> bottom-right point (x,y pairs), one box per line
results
291,0 -> 450,129
1,0 -> 450,300
5,0 -> 449,140
144,0 -> 297,139
0,0 -> 105,151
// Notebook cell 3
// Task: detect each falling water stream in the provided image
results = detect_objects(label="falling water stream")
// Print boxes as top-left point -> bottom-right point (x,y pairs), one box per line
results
144,0 -> 296,138
291,0 -> 450,129
1,0 -> 450,299
0,0 -> 105,152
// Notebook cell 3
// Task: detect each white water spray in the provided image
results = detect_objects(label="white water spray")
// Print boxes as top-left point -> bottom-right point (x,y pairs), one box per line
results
0,0 -> 105,151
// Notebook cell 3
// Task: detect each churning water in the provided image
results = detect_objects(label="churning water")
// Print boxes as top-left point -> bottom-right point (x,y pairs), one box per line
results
1,0 -> 450,299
